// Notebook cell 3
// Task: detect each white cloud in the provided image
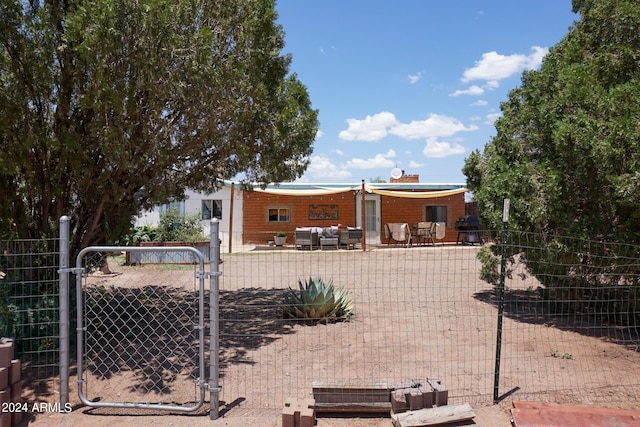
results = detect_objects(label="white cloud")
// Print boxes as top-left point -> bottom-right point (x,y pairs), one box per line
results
338,112 -> 399,141
408,160 -> 424,168
408,72 -> 422,84
484,112 -> 502,125
345,149 -> 396,170
389,114 -> 478,139
303,155 -> 351,180
316,129 -> 324,138
461,46 -> 548,86
470,99 -> 488,107
422,137 -> 466,158
450,85 -> 484,97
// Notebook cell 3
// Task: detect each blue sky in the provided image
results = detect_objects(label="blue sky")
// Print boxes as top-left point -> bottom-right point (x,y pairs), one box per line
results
275,1 -> 579,185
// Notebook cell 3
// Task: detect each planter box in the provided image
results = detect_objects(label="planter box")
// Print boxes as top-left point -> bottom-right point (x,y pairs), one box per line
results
126,241 -> 210,265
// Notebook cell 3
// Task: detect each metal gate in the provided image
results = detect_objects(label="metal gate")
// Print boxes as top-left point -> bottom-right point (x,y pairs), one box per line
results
73,242 -> 220,416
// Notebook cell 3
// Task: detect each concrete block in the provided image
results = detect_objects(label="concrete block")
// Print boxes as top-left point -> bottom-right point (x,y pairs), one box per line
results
0,413 -> 9,427
9,381 -> 21,403
406,388 -> 423,411
419,383 -> 435,408
0,369 -> 7,391
283,398 -> 315,427
0,340 -> 13,369
0,389 -> 9,406
10,408 -> 21,427
282,403 -> 296,427
391,389 -> 407,413
428,378 -> 448,406
8,361 -> 19,385
299,406 -> 315,427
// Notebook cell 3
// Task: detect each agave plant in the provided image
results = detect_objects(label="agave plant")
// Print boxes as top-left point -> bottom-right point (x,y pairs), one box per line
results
283,277 -> 354,322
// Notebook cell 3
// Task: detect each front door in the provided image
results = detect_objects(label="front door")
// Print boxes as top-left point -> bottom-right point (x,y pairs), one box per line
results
356,194 -> 381,245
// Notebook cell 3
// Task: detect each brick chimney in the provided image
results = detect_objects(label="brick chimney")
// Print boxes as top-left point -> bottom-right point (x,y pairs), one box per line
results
390,170 -> 419,183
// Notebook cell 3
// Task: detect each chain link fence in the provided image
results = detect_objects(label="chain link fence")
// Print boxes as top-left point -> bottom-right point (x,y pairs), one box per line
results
75,247 -> 210,413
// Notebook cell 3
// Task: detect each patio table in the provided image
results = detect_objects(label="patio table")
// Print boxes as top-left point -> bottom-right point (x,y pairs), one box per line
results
320,237 -> 339,250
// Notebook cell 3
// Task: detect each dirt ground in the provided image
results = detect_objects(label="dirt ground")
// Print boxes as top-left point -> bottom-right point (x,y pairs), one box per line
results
18,245 -> 640,426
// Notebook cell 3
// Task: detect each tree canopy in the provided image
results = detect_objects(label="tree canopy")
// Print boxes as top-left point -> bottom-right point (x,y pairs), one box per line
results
0,0 -> 318,249
463,0 -> 640,244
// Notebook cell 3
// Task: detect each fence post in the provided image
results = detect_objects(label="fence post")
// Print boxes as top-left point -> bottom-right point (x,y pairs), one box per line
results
59,215 -> 70,407
493,199 -> 510,403
209,219 -> 221,419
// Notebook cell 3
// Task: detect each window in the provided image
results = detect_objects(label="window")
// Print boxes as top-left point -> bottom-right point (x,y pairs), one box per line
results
425,205 -> 448,225
160,200 -> 185,214
202,199 -> 223,220
268,208 -> 289,222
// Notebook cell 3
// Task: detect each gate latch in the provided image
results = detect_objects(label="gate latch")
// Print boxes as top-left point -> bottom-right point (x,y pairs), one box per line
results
195,271 -> 223,279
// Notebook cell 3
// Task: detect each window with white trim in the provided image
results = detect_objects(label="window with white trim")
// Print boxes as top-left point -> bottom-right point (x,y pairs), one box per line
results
268,208 -> 290,222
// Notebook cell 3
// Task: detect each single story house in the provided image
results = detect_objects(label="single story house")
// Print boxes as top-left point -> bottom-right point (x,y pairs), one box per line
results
135,173 -> 469,251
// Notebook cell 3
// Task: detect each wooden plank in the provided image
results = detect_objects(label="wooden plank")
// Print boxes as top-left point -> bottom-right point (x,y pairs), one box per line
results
511,401 -> 640,427
391,403 -> 475,427
513,401 -> 640,416
312,381 -> 390,404
314,402 -> 392,413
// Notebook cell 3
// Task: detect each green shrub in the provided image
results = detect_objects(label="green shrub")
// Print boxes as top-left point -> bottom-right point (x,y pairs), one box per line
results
156,207 -> 204,242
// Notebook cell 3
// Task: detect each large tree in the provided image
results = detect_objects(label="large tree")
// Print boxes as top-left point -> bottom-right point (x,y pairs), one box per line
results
463,0 -> 640,320
464,0 -> 640,243
0,0 -> 318,249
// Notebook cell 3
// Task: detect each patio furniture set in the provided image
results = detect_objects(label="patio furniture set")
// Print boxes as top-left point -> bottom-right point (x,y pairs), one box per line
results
294,226 -> 363,250
384,221 -> 446,247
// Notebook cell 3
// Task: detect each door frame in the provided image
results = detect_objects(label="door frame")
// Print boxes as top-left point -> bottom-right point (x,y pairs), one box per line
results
356,193 -> 381,245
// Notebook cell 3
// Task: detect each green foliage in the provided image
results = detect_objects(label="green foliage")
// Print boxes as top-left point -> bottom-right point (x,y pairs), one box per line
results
0,239 -> 74,357
464,0 -> 640,321
276,231 -> 286,237
465,0 -> 640,242
0,0 -> 318,252
117,208 -> 204,244
283,277 -> 354,323
116,225 -> 158,246
550,349 -> 573,360
156,207 -> 204,243
476,245 -> 502,287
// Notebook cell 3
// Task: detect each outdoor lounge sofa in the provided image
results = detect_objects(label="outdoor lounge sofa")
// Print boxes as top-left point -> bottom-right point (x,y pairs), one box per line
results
295,226 -> 362,250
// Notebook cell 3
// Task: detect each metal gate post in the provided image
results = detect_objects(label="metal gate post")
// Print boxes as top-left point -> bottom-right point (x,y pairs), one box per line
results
58,215 -> 70,407
209,219 -> 221,419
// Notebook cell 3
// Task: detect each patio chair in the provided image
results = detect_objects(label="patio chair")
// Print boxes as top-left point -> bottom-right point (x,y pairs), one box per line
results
384,223 -> 411,246
416,221 -> 436,246
339,228 -> 363,249
295,229 -> 319,250
434,222 -> 446,245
